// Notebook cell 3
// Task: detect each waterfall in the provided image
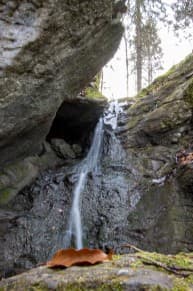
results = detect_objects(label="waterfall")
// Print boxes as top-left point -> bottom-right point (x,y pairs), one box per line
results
104,100 -> 123,130
64,118 -> 104,249
63,101 -> 123,249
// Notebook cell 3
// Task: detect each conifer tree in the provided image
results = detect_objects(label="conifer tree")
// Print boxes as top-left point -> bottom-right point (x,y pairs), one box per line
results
125,0 -> 165,92
142,18 -> 163,85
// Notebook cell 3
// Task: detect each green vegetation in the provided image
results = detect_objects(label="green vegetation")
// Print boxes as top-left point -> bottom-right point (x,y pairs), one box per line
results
85,74 -> 106,100
131,251 -> 193,269
85,87 -> 105,99
184,81 -> 193,107
30,283 -> 49,291
129,250 -> 193,290
64,282 -> 123,291
1,252 -> 193,290
0,187 -> 15,205
137,53 -> 193,99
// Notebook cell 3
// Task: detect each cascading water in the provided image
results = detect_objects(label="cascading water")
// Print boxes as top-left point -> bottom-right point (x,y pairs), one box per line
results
104,100 -> 123,130
64,117 -> 104,249
63,101 -> 123,249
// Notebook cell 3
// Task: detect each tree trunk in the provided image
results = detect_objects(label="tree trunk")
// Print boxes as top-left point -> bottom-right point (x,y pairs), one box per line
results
135,0 -> 142,93
123,32 -> 129,97
99,69 -> 104,93
147,46 -> 152,85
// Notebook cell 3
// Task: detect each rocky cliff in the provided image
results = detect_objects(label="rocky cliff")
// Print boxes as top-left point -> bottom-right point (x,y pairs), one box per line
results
119,54 -> 193,254
0,0 -> 123,166
0,0 -> 123,201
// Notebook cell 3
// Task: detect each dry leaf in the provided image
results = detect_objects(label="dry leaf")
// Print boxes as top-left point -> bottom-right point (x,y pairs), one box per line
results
178,153 -> 193,165
176,149 -> 193,165
47,248 -> 112,268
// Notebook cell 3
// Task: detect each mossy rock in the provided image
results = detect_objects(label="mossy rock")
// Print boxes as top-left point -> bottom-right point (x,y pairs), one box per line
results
137,53 -> 193,100
184,79 -> 193,107
1,252 -> 193,290
85,73 -> 107,100
0,187 -> 16,205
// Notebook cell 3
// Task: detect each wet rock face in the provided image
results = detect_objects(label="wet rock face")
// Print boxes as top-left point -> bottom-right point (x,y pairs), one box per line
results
117,55 -> 193,253
0,0 -> 123,167
0,97 -> 107,206
1,53 -> 193,278
0,124 -> 129,275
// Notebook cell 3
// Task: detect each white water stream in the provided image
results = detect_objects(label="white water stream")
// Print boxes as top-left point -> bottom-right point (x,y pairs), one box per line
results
64,118 -> 104,249
104,100 -> 123,129
64,102 -> 123,249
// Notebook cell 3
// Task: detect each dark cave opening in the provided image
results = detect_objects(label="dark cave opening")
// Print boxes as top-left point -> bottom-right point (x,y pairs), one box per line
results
46,98 -> 107,150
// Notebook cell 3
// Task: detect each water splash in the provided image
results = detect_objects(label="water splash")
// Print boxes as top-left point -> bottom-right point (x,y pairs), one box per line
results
104,100 -> 123,130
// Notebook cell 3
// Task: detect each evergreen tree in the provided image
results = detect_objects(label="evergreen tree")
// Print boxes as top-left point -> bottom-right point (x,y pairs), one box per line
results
125,0 -> 165,92
172,0 -> 193,29
142,18 -> 163,85
123,0 -> 193,95
135,0 -> 143,92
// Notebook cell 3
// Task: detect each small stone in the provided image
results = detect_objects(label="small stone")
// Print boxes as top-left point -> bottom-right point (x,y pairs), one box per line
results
117,268 -> 130,276
50,139 -> 75,159
72,144 -> 82,155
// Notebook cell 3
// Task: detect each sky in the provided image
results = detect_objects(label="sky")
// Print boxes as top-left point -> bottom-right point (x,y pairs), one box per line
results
102,16 -> 192,100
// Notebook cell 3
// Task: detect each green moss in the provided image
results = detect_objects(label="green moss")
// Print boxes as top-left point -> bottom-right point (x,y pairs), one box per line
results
127,116 -> 141,129
112,254 -> 121,261
137,87 -> 153,98
85,86 -> 105,99
64,282 -> 123,291
96,281 -> 123,291
160,118 -> 176,130
0,187 -> 15,205
136,53 -> 193,100
129,251 -> 193,290
186,274 -> 193,287
30,284 -> 49,291
85,73 -> 106,99
184,81 -> 193,107
172,278 -> 190,291
64,285 -> 84,291
130,259 -> 143,269
133,251 -> 193,270
95,73 -> 101,89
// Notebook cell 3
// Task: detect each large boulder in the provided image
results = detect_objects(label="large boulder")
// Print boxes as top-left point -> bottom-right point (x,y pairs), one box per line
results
0,0 -> 124,167
1,251 -> 193,290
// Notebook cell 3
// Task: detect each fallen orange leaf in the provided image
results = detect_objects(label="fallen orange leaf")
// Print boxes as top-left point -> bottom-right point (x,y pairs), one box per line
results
47,248 -> 113,268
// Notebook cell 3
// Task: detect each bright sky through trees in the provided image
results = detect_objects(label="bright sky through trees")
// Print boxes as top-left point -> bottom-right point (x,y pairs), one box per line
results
102,7 -> 192,100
